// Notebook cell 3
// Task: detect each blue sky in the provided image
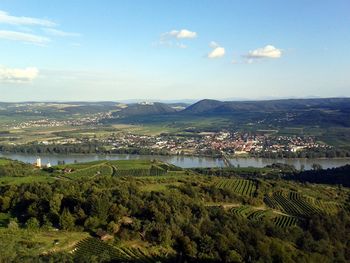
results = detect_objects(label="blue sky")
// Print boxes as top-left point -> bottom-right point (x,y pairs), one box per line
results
0,0 -> 349,101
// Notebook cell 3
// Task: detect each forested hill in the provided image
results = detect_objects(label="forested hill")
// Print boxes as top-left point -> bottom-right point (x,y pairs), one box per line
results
182,98 -> 350,114
113,102 -> 177,117
0,158 -> 350,262
180,98 -> 350,127
0,98 -> 349,122
288,164 -> 350,187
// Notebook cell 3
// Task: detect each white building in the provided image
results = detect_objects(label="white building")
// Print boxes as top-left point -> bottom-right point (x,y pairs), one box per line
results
36,158 -> 41,168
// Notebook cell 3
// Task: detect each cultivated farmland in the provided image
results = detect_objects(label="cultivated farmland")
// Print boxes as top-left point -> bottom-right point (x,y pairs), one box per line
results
214,178 -> 258,197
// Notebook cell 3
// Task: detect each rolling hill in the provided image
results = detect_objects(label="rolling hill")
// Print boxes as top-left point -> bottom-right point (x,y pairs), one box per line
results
112,102 -> 178,117
179,98 -> 350,127
182,98 -> 350,115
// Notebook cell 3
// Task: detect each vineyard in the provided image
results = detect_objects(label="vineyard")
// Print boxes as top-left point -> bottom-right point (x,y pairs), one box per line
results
73,237 -> 162,262
263,191 -> 340,217
226,188 -> 343,228
230,206 -> 256,218
214,178 -> 258,197
115,165 -> 167,176
60,160 -> 172,178
230,206 -> 271,220
229,205 -> 298,228
273,215 -> 299,228
67,163 -> 114,178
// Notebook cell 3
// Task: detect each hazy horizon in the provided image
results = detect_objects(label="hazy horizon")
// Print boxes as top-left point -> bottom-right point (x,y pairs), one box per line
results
0,95 -> 350,104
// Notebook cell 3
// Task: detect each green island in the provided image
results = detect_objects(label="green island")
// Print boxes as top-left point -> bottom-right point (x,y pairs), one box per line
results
0,158 -> 349,262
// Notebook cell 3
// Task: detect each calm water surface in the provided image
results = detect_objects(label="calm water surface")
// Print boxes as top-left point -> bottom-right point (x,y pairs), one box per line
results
0,152 -> 349,170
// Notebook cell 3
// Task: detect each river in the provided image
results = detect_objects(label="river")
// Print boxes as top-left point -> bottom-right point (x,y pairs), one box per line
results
0,152 -> 349,170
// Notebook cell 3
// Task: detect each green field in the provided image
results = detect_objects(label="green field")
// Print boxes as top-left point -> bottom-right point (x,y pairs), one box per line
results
0,175 -> 54,185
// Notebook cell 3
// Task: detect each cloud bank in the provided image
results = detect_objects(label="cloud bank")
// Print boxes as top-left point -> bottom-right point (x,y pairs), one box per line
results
0,10 -> 56,27
0,30 -> 50,44
0,10 -> 80,45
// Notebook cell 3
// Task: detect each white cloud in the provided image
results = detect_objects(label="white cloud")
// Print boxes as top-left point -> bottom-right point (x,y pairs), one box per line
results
207,42 -> 225,58
0,10 -> 56,27
0,30 -> 50,44
167,29 -> 197,39
246,45 -> 282,59
157,29 -> 196,49
43,28 -> 81,37
0,66 -> 39,82
209,41 -> 219,48
0,10 -> 81,46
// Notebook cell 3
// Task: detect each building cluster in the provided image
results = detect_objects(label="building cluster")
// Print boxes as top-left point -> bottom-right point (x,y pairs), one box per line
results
9,112 -> 113,130
36,130 -> 331,156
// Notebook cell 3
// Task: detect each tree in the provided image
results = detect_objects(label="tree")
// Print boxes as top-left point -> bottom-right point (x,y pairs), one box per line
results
84,216 -> 101,231
8,220 -> 19,232
226,250 -> 243,263
91,195 -> 110,224
26,217 -> 40,231
177,236 -> 197,259
59,209 -> 75,230
0,196 -> 11,211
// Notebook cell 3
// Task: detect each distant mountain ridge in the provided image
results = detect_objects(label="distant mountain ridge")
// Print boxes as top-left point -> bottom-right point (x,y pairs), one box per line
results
182,98 -> 350,115
0,98 -> 349,126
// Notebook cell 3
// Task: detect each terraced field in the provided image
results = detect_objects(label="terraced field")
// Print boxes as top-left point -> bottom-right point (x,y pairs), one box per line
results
214,179 -> 257,197
73,237 -> 162,262
229,205 -> 298,228
247,209 -> 272,221
273,215 -> 299,228
264,191 -> 340,217
230,206 -> 256,218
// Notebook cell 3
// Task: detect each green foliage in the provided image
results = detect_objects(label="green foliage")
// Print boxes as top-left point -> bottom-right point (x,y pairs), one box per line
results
25,217 -> 40,230
59,208 -> 75,231
0,160 -> 349,262
0,158 -> 40,177
0,213 -> 11,227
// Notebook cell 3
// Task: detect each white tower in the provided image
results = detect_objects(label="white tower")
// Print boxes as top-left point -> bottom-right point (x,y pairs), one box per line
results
36,158 -> 41,168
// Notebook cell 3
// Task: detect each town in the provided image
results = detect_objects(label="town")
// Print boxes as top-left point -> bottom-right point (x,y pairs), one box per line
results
6,112 -> 114,130
33,130 -> 332,157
